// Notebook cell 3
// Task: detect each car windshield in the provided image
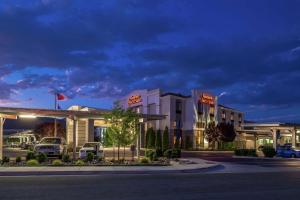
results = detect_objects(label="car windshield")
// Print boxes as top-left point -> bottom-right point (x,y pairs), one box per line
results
40,138 -> 61,144
83,143 -> 98,148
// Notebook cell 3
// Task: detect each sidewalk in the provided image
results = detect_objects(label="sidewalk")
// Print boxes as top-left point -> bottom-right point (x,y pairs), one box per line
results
0,158 -> 221,176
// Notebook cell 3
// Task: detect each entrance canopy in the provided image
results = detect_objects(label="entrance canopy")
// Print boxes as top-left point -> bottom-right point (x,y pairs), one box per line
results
0,106 -> 166,159
0,106 -> 166,121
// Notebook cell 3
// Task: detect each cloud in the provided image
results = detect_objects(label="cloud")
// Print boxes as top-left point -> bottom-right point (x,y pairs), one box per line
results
0,0 -> 300,121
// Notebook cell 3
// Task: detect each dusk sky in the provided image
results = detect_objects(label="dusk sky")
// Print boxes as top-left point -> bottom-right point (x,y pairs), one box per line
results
0,0 -> 300,122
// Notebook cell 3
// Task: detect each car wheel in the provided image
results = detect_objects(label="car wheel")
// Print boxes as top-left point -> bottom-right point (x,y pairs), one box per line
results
291,154 -> 296,158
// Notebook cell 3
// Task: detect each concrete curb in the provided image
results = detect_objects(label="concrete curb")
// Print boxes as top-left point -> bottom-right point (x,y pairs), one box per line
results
232,156 -> 300,160
0,159 -> 222,176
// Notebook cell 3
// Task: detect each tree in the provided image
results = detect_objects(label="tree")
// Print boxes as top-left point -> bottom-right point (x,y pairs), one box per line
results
155,129 -> 162,149
155,129 -> 163,156
146,127 -> 156,149
218,123 -> 236,142
204,122 -> 219,150
162,126 -> 169,152
34,122 -> 65,140
104,104 -> 139,161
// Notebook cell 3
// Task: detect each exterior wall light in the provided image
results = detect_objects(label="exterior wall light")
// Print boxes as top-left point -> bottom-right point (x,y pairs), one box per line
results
19,115 -> 37,119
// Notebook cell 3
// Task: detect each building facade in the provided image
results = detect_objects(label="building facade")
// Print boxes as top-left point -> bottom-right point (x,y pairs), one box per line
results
118,88 -> 244,150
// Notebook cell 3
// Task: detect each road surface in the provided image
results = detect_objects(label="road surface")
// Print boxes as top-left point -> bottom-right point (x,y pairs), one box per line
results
1,172 -> 300,200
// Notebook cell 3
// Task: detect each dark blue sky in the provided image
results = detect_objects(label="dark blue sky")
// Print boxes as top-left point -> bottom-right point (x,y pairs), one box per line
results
0,0 -> 300,122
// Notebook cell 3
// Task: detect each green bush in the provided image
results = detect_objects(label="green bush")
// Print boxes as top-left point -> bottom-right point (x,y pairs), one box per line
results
1,156 -> 10,165
234,149 -> 257,157
16,156 -> 22,163
146,128 -> 156,149
262,147 -> 276,158
37,153 -> 47,163
219,142 -> 236,150
155,130 -> 162,149
86,152 -> 94,162
26,159 -> 39,166
171,149 -> 181,158
52,159 -> 63,166
145,149 -> 157,161
155,148 -> 163,157
162,126 -> 169,152
139,157 -> 149,164
163,149 -> 172,159
26,151 -> 36,161
62,154 -> 71,163
75,160 -> 85,166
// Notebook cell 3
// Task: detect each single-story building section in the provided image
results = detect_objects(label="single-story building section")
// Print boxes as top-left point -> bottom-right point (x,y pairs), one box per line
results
0,106 -> 165,160
237,123 -> 300,150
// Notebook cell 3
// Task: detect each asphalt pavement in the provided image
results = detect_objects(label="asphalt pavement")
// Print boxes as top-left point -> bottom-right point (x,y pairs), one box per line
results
182,150 -> 300,168
1,172 -> 300,200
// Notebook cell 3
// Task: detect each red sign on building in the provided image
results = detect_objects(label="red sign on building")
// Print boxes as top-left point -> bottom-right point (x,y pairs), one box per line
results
200,93 -> 215,106
128,95 -> 142,106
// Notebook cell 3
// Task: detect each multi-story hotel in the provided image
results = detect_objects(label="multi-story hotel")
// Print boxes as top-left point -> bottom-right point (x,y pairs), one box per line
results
118,88 -> 244,149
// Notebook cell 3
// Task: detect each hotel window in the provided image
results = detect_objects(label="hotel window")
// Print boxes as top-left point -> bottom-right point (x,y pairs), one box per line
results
148,103 -> 156,114
209,106 -> 215,116
176,99 -> 182,113
221,110 -> 226,122
238,113 -> 242,126
197,101 -> 203,115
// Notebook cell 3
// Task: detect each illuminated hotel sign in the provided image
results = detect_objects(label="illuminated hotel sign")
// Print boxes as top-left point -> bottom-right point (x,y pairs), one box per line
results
128,95 -> 142,106
200,93 -> 215,105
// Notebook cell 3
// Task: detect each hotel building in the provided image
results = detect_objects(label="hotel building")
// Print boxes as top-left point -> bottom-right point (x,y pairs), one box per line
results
118,88 -> 244,149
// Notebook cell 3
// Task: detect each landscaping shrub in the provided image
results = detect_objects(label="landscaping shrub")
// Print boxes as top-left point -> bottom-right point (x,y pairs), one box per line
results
26,159 -> 39,166
52,159 -> 63,166
1,156 -> 10,165
145,149 -> 157,161
162,127 -> 169,152
86,152 -> 94,162
163,149 -> 172,159
139,157 -> 149,164
26,151 -> 36,161
75,160 -> 85,166
16,156 -> 22,164
155,148 -> 163,157
234,149 -> 257,157
262,147 -> 276,158
171,149 -> 181,158
62,154 -> 71,163
37,153 -> 47,163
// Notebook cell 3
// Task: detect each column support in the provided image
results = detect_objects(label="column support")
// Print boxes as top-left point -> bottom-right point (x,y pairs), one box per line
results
273,129 -> 279,150
292,128 -> 296,148
0,117 -> 3,160
72,117 -> 77,160
136,123 -> 142,159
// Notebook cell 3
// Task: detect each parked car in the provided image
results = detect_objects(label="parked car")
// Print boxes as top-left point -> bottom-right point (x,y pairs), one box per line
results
7,132 -> 37,149
276,145 -> 300,158
79,142 -> 104,159
34,137 -> 67,158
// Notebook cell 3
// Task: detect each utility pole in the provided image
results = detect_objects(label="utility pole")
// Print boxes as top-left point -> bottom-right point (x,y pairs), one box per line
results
54,93 -> 57,137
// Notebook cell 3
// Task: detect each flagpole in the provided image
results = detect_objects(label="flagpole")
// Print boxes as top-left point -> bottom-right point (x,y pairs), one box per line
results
54,93 -> 57,137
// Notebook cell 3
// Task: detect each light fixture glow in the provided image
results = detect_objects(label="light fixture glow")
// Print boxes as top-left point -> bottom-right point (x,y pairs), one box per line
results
19,115 -> 37,119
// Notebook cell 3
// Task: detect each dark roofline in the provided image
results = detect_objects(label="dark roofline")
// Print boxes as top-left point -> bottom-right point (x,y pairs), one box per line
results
218,104 -> 243,113
160,92 -> 191,98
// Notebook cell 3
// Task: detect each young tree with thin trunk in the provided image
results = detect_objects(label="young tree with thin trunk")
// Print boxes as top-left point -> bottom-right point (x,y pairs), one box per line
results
105,104 -> 139,161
